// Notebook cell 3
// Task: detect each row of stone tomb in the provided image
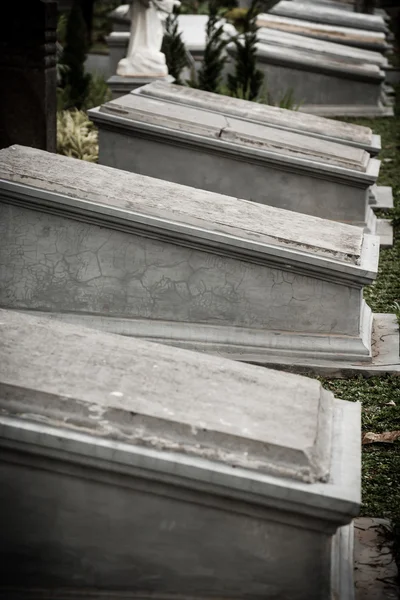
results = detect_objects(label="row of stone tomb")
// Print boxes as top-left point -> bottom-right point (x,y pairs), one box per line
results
0,78 -> 399,599
107,0 -> 395,117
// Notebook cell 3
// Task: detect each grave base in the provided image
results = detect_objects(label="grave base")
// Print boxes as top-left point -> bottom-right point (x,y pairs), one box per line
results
248,314 -> 400,377
376,219 -> 393,248
370,185 -> 394,212
16,312 -> 399,377
300,103 -> 394,118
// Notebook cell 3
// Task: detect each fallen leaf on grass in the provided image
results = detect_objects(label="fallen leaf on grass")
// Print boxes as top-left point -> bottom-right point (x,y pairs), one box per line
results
362,431 -> 400,445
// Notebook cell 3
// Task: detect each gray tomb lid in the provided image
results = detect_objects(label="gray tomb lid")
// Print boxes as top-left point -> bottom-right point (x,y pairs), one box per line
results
0,308 -> 334,484
135,81 -> 380,152
0,145 -> 378,284
237,40 -> 385,83
256,26 -> 388,68
98,93 -> 376,175
270,0 -> 387,32
257,14 -> 389,51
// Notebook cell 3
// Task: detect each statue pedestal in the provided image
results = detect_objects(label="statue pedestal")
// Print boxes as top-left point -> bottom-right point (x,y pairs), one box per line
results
107,74 -> 174,100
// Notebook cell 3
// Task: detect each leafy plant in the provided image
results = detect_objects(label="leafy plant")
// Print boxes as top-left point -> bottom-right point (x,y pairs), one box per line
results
57,110 -> 99,162
196,0 -> 234,93
225,7 -> 248,31
57,73 -> 111,112
227,0 -> 264,101
265,87 -> 302,110
179,0 -> 212,14
92,0 -> 123,47
218,82 -> 301,110
57,13 -> 68,46
82,74 -> 112,110
162,10 -> 191,85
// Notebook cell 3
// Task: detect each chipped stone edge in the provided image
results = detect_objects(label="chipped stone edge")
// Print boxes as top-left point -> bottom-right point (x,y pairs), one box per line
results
0,397 -> 361,526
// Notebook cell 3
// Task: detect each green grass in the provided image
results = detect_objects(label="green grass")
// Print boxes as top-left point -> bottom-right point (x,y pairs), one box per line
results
322,376 -> 400,518
321,97 -> 400,522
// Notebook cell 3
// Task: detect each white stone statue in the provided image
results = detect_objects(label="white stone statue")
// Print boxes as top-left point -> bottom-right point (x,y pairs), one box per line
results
117,0 -> 181,78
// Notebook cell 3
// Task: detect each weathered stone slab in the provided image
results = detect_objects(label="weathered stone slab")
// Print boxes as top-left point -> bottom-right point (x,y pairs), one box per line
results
90,93 -> 380,230
0,145 -> 381,370
228,41 -> 389,117
257,26 -> 389,68
270,0 -> 387,32
257,14 -> 390,52
0,309 -> 361,598
135,80 -> 382,154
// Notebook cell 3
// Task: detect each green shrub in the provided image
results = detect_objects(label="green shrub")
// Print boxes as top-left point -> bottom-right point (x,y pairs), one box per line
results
219,82 -> 301,110
227,0 -> 264,101
162,10 -> 191,85
57,72 -> 111,112
60,1 -> 91,110
57,110 -> 99,162
92,0 -> 123,46
196,0 -> 233,93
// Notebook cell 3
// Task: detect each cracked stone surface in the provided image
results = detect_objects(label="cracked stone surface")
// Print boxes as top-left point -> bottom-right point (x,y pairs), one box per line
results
354,517 -> 399,600
0,203 -> 361,336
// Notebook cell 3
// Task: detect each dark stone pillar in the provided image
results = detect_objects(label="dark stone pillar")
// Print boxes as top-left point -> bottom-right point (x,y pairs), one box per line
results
0,0 -> 58,152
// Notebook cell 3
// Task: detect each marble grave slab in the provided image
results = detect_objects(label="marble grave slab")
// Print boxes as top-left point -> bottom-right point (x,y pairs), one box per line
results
0,309 -> 361,599
270,0 -> 387,33
257,14 -> 390,53
0,145 -> 391,373
257,26 -> 389,69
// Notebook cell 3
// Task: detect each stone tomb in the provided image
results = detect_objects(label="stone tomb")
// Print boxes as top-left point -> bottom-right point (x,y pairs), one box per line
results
0,309 -> 361,599
2,145 -> 396,375
133,81 -> 394,224
227,40 -> 392,119
257,14 -> 390,53
270,0 -> 387,33
89,92 -> 380,232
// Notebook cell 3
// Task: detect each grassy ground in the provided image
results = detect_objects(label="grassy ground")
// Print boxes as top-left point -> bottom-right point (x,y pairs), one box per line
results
322,98 -> 400,523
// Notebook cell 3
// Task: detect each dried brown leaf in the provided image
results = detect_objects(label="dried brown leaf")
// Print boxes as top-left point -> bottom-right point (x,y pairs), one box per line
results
362,431 -> 400,445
